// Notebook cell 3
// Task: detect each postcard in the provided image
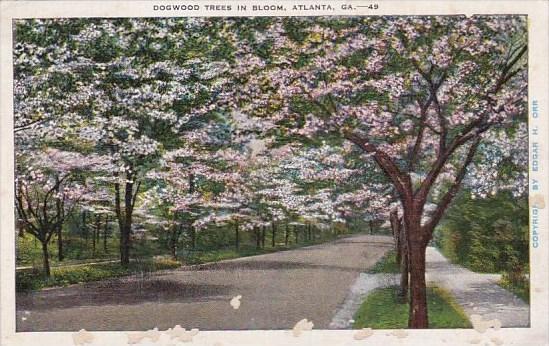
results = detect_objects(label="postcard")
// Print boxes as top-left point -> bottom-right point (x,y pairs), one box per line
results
0,1 -> 547,345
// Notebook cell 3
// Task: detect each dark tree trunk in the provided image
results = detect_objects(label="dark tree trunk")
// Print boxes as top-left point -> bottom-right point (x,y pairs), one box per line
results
103,215 -> 109,253
271,221 -> 276,248
369,220 -> 374,235
82,211 -> 88,245
41,241 -> 51,278
114,169 -> 138,267
255,227 -> 261,249
294,227 -> 298,243
390,210 -> 401,264
92,215 -> 100,257
55,190 -> 64,262
190,226 -> 196,249
398,222 -> 409,302
235,222 -> 240,250
261,226 -> 266,248
407,220 -> 428,329
285,223 -> 289,246
390,209 -> 409,301
56,224 -> 64,262
188,174 -> 196,250
96,218 -> 101,244
170,225 -> 178,260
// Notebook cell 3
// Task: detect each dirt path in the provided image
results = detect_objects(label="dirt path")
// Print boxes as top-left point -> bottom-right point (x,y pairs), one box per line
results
16,234 -> 393,331
425,247 -> 529,327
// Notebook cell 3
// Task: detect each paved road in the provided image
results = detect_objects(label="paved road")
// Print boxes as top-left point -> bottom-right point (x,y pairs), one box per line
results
16,234 -> 393,331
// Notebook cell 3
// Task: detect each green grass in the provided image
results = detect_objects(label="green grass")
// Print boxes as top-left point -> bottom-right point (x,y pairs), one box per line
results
16,257 -> 180,292
368,249 -> 400,274
353,286 -> 472,329
499,274 -> 530,303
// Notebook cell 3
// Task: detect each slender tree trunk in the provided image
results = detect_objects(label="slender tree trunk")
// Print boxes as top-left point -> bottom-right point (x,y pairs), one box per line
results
285,223 -> 289,246
261,226 -> 266,248
56,224 -> 64,262
369,220 -> 374,235
56,191 -> 64,262
390,210 -> 401,264
271,221 -> 276,248
92,228 -> 96,256
398,222 -> 409,302
170,226 -> 178,260
294,227 -> 298,243
41,240 -> 51,278
82,211 -> 88,246
235,222 -> 240,250
92,215 -> 99,257
114,169 -> 138,267
103,215 -> 109,253
190,226 -> 196,249
188,174 -> 196,250
255,227 -> 261,249
96,218 -> 101,244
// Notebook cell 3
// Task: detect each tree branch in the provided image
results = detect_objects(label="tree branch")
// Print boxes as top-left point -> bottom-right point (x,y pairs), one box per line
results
422,137 -> 481,242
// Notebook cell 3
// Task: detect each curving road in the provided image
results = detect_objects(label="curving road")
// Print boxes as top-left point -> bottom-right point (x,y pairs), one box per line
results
16,234 -> 393,332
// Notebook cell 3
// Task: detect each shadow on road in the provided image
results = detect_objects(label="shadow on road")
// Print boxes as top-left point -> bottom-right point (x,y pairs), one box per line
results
17,278 -> 233,311
185,259 -> 372,272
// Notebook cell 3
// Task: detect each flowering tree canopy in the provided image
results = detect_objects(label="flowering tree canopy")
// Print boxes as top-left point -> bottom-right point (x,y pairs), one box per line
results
13,16 -> 527,327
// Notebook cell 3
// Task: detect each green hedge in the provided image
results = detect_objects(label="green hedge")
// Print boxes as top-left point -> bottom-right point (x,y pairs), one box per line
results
433,190 -> 529,303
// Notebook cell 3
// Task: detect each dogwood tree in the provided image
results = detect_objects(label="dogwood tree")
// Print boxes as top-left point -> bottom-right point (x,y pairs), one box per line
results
228,16 -> 527,327
14,149 -> 109,276
14,18 -> 235,266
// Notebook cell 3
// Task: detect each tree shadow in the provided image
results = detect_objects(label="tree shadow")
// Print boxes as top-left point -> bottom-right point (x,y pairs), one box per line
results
16,277 -> 232,311
185,259 -> 369,272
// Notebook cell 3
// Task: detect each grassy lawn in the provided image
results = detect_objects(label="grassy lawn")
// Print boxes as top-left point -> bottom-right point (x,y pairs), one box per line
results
16,257 -> 180,291
368,249 -> 399,274
353,285 -> 471,329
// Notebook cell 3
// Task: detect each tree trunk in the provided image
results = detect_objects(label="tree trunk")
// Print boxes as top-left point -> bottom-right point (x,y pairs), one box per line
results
103,215 -> 109,253
118,178 -> 136,267
294,227 -> 298,243
120,224 -> 130,266
235,222 -> 240,250
82,211 -> 88,245
190,225 -> 196,249
271,221 -> 276,248
41,241 -> 51,278
92,216 -> 99,257
56,224 -> 64,262
398,222 -> 409,302
56,192 -> 64,262
285,223 -> 289,246
369,220 -> 374,235
407,224 -> 428,328
255,227 -> 261,249
170,226 -> 178,260
390,210 -> 401,264
261,226 -> 266,248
